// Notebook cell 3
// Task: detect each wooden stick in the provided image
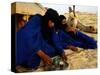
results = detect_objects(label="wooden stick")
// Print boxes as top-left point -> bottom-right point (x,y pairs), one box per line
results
73,5 -> 76,17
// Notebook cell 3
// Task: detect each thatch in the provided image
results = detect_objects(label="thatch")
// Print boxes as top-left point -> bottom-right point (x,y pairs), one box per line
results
11,2 -> 46,15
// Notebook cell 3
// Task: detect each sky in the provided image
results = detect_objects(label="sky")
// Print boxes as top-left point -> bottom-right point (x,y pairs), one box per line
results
41,3 -> 98,15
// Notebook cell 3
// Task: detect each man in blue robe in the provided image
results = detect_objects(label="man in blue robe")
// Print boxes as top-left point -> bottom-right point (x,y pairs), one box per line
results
16,9 -> 67,72
58,15 -> 97,50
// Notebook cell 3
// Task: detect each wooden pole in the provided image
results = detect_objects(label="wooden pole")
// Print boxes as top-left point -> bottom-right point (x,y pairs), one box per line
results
73,5 -> 76,17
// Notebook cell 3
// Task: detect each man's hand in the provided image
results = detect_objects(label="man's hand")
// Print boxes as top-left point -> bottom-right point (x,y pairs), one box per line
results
37,50 -> 53,65
66,45 -> 78,52
67,27 -> 77,32
42,54 -> 53,65
61,52 -> 67,63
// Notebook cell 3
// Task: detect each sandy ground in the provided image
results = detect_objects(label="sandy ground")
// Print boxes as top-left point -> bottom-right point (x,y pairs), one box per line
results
64,48 -> 97,70
35,33 -> 97,71
64,12 -> 97,70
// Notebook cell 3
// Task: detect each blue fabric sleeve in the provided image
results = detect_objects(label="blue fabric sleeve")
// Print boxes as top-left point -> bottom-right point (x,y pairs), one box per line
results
51,31 -> 64,55
21,14 -> 42,53
58,30 -> 83,48
76,31 -> 97,49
